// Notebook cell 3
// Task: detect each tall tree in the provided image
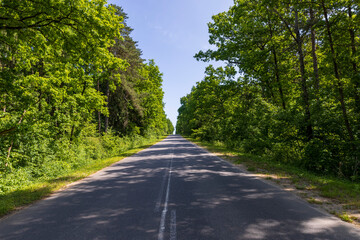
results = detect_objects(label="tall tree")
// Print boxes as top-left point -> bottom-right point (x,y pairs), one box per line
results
186,0 -> 360,179
0,0 -> 126,164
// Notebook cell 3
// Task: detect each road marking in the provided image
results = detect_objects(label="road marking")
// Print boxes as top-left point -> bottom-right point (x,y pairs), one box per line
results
158,149 -> 174,240
155,160 -> 171,212
170,210 -> 177,240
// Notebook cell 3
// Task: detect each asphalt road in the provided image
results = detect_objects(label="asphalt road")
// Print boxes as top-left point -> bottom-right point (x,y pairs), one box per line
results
1,135 -> 360,240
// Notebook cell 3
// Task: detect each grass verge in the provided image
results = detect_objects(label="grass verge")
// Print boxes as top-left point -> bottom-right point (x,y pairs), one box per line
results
0,136 -> 167,218
187,137 -> 360,225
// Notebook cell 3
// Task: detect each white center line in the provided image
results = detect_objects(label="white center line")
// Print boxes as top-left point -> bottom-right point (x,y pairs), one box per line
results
155,159 -> 171,212
170,210 -> 177,240
158,149 -> 174,240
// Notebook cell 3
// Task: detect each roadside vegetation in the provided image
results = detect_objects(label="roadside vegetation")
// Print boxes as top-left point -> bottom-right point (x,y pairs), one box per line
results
0,136 -> 166,217
178,0 -> 360,182
177,0 -> 360,224
0,0 -> 174,216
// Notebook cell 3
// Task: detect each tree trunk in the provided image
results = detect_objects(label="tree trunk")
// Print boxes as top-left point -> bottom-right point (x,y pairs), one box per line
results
268,15 -> 286,109
104,79 -> 110,133
70,125 -> 75,142
97,111 -> 101,134
295,9 -> 313,140
310,4 -> 320,97
272,48 -> 286,109
71,78 -> 88,141
322,2 -> 355,141
97,79 -> 102,134
6,110 -> 27,162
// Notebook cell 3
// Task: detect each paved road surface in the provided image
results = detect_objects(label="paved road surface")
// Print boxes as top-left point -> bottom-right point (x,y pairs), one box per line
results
1,135 -> 360,239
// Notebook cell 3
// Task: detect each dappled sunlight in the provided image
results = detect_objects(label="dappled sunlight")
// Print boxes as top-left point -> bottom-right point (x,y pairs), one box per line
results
299,217 -> 344,234
1,136 -> 360,240
242,192 -> 279,200
242,220 -> 281,239
237,215 -> 360,240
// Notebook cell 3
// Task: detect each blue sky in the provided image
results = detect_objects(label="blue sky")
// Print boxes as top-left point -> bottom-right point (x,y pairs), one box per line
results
107,0 -> 234,127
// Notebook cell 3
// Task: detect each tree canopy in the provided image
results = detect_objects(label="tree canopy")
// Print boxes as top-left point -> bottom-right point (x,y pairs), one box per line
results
178,0 -> 360,180
0,0 -> 173,174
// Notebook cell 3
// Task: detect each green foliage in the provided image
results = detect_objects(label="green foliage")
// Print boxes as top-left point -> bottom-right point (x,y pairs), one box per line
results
0,1 -> 171,202
0,134 -> 164,216
0,122 -> 162,193
178,0 -> 360,180
98,6 -> 170,137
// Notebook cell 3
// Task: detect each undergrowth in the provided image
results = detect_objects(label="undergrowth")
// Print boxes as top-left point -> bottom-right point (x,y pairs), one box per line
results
0,133 -> 166,217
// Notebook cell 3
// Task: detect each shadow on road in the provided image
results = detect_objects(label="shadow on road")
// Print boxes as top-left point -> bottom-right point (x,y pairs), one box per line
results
0,135 -> 359,240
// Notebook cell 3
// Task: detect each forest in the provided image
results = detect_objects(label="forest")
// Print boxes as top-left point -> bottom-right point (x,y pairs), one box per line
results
177,0 -> 360,180
0,0 -> 173,193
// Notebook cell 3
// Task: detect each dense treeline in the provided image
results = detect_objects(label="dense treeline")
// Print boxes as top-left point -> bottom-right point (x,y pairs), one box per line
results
0,0 -> 173,188
177,0 -> 360,180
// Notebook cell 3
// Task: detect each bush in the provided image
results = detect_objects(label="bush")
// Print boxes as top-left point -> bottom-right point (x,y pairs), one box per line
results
302,138 -> 336,174
0,124 -> 165,196
269,142 -> 300,164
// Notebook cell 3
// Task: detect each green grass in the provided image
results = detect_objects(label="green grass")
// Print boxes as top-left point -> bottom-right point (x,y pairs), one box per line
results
0,136 -> 166,217
187,137 -> 360,215
333,212 -> 357,223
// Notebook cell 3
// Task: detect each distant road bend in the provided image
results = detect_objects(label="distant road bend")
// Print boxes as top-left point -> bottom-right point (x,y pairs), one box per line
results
0,135 -> 360,239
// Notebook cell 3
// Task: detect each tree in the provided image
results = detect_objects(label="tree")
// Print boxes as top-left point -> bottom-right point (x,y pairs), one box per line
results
184,0 -> 360,179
